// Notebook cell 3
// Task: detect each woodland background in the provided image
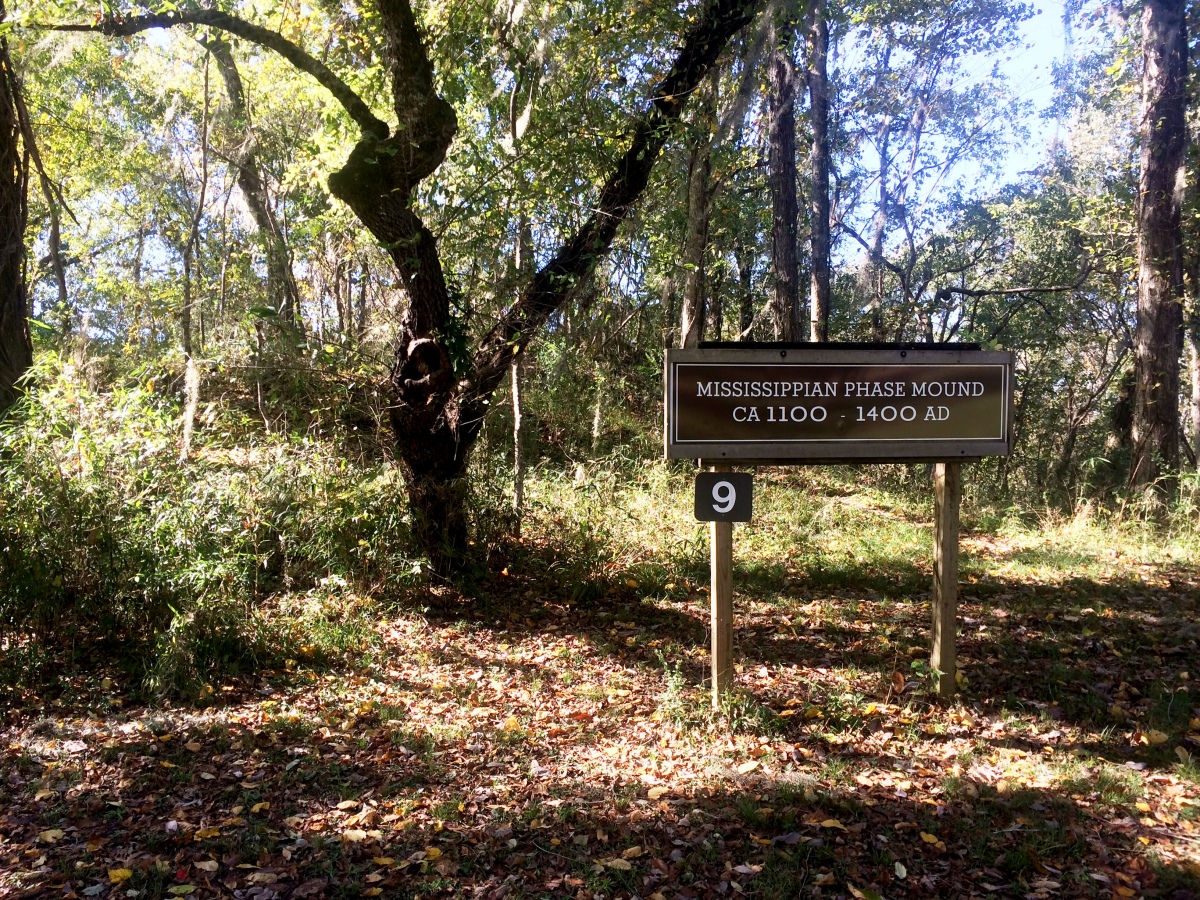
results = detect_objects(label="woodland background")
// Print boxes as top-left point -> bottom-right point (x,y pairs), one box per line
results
0,1 -> 1198,897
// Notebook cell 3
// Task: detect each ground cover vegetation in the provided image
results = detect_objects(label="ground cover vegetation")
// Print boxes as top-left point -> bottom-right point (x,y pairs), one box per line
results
0,0 -> 1200,895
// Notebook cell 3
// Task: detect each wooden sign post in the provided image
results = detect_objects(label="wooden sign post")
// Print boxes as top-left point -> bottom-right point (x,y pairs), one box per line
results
932,461 -> 961,699
709,466 -> 734,709
665,344 -> 1013,704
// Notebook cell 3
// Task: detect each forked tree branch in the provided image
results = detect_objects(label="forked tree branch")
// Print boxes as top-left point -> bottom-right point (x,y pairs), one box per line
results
468,0 -> 760,402
40,9 -> 389,138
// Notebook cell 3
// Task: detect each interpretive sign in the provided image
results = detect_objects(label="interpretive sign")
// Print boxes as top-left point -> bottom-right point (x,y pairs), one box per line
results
665,346 -> 1013,461
694,472 -> 753,522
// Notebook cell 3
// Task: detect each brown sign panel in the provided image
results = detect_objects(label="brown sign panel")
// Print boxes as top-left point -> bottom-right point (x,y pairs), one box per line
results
665,347 -> 1013,461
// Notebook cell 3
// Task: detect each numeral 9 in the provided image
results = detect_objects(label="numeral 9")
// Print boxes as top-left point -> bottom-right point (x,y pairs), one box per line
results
711,481 -> 737,513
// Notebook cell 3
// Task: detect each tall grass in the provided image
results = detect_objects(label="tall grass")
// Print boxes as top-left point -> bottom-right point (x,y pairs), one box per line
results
0,357 -> 416,696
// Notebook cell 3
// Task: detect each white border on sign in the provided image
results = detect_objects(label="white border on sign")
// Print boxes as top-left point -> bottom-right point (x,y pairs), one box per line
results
669,362 -> 1009,444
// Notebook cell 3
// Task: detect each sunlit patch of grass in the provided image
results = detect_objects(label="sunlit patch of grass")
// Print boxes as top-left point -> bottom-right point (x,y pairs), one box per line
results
1057,759 -> 1143,808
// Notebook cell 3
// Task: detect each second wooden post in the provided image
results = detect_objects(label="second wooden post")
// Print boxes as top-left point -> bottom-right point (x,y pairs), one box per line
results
931,461 -> 962,700
710,467 -> 734,709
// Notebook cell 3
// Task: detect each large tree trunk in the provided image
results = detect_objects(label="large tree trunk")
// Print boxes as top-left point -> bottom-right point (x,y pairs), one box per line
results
1129,0 -> 1187,504
0,2 -> 30,413
766,14 -> 799,342
73,0 -> 759,573
334,0 -> 756,572
806,6 -> 831,343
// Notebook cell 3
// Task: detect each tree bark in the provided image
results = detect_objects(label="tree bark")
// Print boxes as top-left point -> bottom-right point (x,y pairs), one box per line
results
806,6 -> 831,342
767,13 -> 799,342
1129,0 -> 1187,504
0,0 -> 28,414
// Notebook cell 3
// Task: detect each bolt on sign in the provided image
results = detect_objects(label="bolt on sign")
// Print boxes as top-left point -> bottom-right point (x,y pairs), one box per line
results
664,346 -> 1014,461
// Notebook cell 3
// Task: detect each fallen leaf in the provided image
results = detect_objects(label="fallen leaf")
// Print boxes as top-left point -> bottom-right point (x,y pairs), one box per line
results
648,786 -> 668,800
167,887 -> 196,896
194,860 -> 218,873
622,846 -> 643,859
736,760 -> 760,774
372,857 -> 395,866
821,819 -> 847,831
108,869 -> 133,883
920,831 -> 939,844
605,858 -> 633,871
251,802 -> 269,813
895,861 -> 907,879
193,827 -> 220,840
342,829 -> 368,842
38,829 -> 64,843
425,847 -> 442,860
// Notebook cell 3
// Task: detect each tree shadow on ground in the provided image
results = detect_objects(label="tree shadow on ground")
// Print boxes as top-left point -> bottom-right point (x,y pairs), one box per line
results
3,714 -> 1197,899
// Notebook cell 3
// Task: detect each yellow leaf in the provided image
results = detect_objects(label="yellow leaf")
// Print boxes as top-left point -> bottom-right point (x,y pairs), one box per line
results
920,832 -> 939,844
194,860 -> 218,872
193,827 -> 220,840
821,819 -> 847,831
185,742 -> 202,752
108,868 -> 133,883
622,846 -> 643,859
363,890 -> 383,897
342,829 -> 368,843
372,857 -> 395,866
38,829 -> 64,843
1136,801 -> 1152,813
1147,729 -> 1169,745
736,760 -> 760,775
425,847 -> 442,860
251,802 -> 269,814
1115,886 -> 1136,897
626,579 -> 639,588
647,786 -> 668,800
337,800 -> 359,811
605,858 -> 633,871
502,716 -> 521,731
160,760 -> 177,768
814,872 -> 836,886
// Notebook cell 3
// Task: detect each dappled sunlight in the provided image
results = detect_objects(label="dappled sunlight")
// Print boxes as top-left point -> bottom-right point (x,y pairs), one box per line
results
3,545 -> 1199,896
